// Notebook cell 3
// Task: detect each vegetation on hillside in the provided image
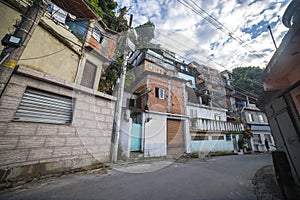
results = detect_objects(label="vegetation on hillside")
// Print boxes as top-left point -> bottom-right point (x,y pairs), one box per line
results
86,0 -> 128,32
232,66 -> 264,96
85,1 -> 155,94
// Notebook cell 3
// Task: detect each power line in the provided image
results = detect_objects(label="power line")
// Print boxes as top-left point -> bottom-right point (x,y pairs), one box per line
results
19,47 -> 67,60
152,30 -> 264,89
177,0 -> 265,60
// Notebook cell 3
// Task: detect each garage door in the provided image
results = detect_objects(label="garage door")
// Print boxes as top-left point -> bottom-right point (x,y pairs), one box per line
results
167,119 -> 185,156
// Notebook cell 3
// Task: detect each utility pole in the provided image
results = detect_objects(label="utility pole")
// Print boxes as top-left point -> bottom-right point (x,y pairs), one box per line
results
111,15 -> 134,162
0,0 -> 48,96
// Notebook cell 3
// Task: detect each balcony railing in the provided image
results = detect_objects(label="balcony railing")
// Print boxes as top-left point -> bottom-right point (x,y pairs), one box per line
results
190,118 -> 244,133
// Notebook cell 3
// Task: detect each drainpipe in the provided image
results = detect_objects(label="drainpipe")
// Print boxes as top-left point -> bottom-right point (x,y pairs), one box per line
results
168,80 -> 171,112
246,96 -> 250,107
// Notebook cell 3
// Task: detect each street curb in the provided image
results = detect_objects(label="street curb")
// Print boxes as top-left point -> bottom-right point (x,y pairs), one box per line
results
252,165 -> 283,200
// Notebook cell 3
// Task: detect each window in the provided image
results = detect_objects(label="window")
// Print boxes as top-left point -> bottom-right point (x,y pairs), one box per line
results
190,109 -> 197,118
92,27 -> 103,43
155,87 -> 165,99
136,97 -> 142,108
253,134 -> 262,143
14,88 -> 73,124
128,99 -> 135,107
81,60 -> 97,89
225,134 -> 231,141
212,135 -> 224,140
192,133 -> 208,140
264,134 -> 272,143
215,115 -> 221,121
258,115 -> 265,122
248,113 -> 254,122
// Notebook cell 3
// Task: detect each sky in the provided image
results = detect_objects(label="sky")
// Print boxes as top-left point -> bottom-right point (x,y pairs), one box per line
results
115,0 -> 292,71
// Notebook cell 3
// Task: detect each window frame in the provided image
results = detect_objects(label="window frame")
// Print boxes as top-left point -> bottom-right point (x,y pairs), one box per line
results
155,87 -> 165,99
92,27 -> 103,43
248,113 -> 254,122
258,114 -> 265,122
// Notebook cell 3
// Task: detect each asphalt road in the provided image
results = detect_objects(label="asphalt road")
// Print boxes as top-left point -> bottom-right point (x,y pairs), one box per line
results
0,154 -> 272,200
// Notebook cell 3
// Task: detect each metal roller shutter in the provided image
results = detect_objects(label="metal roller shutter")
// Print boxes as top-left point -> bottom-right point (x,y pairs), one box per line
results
167,119 -> 185,155
14,88 -> 73,124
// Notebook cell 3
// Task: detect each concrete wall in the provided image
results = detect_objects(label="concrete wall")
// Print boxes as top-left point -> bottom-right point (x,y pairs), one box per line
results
191,135 -> 235,153
18,15 -> 82,83
251,131 -> 276,152
144,113 -> 167,157
0,2 -> 21,52
187,104 -> 227,121
243,108 -> 269,125
119,114 -> 132,159
0,66 -> 116,182
76,50 -> 105,90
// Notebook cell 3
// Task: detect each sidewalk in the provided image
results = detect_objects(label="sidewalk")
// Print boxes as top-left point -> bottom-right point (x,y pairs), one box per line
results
252,165 -> 284,200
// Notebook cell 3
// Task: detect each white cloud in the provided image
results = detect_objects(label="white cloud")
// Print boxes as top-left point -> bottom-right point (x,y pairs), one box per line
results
116,0 -> 292,71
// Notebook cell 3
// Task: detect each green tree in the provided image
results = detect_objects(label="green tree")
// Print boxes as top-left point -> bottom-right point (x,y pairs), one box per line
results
86,0 -> 128,32
98,57 -> 135,94
232,66 -> 264,95
87,1 -> 156,94
98,57 -> 122,94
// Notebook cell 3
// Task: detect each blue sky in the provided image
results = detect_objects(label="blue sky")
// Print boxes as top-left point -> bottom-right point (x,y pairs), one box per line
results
115,0 -> 292,71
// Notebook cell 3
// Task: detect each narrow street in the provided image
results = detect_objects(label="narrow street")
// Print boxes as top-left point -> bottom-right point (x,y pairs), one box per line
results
0,154 -> 272,200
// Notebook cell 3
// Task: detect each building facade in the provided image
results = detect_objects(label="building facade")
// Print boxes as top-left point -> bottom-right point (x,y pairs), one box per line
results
0,0 -> 117,184
119,48 -> 190,159
258,0 -> 300,198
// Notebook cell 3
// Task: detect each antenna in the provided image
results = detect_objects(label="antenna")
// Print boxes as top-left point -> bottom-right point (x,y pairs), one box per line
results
267,25 -> 278,49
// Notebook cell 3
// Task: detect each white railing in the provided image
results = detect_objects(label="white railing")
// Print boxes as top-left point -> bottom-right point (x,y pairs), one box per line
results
191,118 -> 244,132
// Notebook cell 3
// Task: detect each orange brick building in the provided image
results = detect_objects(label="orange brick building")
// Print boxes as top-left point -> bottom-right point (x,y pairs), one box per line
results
119,49 -> 190,158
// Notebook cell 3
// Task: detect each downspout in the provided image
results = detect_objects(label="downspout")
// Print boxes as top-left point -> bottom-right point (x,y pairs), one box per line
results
142,77 -> 150,155
183,82 -> 191,153
168,80 -> 171,113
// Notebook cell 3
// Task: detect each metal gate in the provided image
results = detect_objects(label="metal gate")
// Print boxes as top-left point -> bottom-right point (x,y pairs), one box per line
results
131,123 -> 142,151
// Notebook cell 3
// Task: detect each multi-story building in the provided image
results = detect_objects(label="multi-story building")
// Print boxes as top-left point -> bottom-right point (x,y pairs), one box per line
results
118,48 -> 189,159
242,105 -> 275,152
221,70 -> 274,152
189,61 -> 226,108
177,63 -> 244,155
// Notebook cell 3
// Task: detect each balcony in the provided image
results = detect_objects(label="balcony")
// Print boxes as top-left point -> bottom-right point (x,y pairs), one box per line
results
190,118 -> 244,133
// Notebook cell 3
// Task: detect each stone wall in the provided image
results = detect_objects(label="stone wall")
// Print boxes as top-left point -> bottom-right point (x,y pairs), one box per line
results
0,66 -> 116,184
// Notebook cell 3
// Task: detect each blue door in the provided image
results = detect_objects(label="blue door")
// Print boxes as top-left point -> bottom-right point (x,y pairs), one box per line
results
131,124 -> 142,151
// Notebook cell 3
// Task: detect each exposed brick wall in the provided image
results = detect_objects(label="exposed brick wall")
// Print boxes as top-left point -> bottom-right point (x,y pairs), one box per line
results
147,75 -> 185,115
144,60 -> 176,76
0,67 -> 116,182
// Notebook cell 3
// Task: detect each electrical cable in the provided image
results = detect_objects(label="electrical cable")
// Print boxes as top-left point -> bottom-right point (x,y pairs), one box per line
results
152,30 -> 264,89
177,0 -> 265,60
19,47 -> 67,60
